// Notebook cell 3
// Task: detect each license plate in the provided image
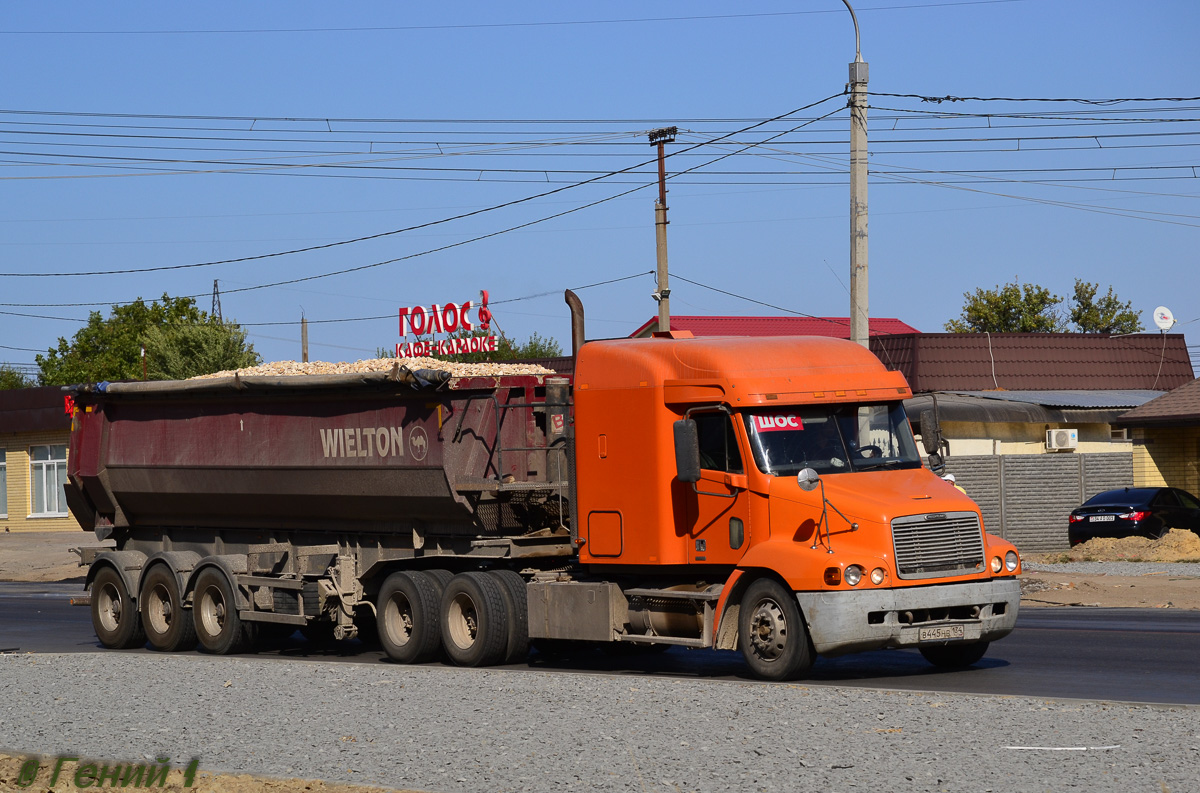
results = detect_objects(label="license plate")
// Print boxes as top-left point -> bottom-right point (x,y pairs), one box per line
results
1090,515 -> 1115,522
919,624 -> 964,642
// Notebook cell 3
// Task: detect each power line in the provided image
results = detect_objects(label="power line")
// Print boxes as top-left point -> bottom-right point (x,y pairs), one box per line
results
0,94 -> 844,278
0,2 -> 1030,35
869,92 -> 1200,105
233,271 -> 653,326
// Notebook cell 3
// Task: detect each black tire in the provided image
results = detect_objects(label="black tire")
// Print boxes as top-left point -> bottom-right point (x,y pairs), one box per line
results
488,569 -> 530,664
738,578 -> 814,681
378,571 -> 442,663
440,572 -> 508,667
193,567 -> 252,655
424,568 -> 454,594
91,566 -> 146,649
919,641 -> 989,668
140,565 -> 197,652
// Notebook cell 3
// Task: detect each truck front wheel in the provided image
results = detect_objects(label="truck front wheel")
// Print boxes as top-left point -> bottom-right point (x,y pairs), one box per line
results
738,578 -> 814,681
91,566 -> 146,649
193,568 -> 251,655
378,571 -> 441,663
140,565 -> 197,652
440,572 -> 508,667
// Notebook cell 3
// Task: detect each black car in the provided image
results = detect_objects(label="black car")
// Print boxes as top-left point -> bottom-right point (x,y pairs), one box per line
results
1068,487 -> 1200,546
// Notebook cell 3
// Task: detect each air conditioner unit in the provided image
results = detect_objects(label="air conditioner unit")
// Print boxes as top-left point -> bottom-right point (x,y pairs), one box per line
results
1046,428 -> 1078,450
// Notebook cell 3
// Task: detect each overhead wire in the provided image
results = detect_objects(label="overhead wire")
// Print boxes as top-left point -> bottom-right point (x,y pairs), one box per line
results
0,93 -> 845,278
0,2 -> 1033,35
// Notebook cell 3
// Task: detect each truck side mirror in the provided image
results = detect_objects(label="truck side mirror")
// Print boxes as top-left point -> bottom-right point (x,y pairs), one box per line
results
673,419 -> 700,483
797,468 -> 820,492
927,451 -> 946,474
919,410 -> 941,456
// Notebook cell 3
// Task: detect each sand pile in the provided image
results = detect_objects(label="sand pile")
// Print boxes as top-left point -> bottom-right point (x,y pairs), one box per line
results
1038,529 -> 1200,563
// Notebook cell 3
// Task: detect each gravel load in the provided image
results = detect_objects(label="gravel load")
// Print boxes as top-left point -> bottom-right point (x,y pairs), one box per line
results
192,357 -> 554,380
2,653 -> 1198,793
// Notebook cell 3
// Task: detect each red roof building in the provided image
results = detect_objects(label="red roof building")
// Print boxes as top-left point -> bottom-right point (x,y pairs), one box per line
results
630,316 -> 919,339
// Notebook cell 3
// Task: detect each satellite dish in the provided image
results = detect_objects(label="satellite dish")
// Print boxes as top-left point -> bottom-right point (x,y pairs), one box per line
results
1153,306 -> 1175,331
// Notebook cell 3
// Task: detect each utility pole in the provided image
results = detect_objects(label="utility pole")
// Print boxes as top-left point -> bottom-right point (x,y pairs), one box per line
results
301,314 -> 309,363
844,1 -> 870,347
649,126 -> 677,333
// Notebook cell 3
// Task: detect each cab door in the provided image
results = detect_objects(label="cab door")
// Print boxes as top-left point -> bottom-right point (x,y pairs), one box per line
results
686,410 -> 752,565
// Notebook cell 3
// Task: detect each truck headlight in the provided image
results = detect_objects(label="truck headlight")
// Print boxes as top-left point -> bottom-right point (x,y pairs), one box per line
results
870,567 -> 886,585
1005,551 -> 1019,572
844,565 -> 863,586
990,556 -> 1003,573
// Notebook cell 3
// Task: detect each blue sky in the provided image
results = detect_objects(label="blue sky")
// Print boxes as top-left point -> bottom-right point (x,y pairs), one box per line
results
1,1 -> 1197,372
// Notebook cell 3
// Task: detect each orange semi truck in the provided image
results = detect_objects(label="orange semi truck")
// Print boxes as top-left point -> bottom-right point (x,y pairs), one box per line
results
66,294 -> 1020,680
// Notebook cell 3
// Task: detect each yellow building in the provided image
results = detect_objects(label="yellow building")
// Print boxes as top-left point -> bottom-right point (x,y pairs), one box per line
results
1,386 -> 78,533
1115,378 -> 1200,494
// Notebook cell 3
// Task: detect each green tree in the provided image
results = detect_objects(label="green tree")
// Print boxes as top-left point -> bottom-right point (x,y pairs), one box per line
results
0,365 -> 35,389
1069,279 -> 1144,334
36,294 -> 257,384
143,322 -> 261,380
509,331 -> 563,359
945,280 -> 1065,333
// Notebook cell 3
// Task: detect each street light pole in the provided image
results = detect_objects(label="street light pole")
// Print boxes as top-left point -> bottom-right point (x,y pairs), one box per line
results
844,1 -> 870,348
649,126 -> 677,333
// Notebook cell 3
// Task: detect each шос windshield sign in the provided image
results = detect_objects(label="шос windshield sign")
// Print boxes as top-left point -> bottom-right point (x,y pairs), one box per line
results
395,290 -> 496,357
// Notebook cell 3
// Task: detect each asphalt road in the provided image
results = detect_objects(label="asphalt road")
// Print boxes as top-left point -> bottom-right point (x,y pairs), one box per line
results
3,581 -> 1197,705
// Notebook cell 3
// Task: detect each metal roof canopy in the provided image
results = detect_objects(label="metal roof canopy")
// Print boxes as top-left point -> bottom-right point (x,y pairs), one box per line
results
904,392 -> 1144,425
871,333 -> 1194,392
945,390 -> 1164,409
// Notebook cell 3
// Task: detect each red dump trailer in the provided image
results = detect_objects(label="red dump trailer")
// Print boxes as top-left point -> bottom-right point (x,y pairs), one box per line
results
67,306 -> 1020,680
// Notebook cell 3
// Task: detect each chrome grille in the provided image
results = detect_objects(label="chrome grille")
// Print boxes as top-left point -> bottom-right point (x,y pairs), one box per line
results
891,512 -> 985,580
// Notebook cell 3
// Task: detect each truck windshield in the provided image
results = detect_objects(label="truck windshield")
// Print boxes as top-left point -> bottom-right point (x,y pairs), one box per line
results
743,403 -> 922,476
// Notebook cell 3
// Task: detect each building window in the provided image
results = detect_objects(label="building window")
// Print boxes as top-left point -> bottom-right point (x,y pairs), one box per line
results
1,448 -> 7,517
1110,428 -> 1130,442
30,444 -> 68,517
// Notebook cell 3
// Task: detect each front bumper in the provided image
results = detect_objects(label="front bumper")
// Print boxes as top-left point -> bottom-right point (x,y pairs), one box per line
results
794,578 -> 1020,657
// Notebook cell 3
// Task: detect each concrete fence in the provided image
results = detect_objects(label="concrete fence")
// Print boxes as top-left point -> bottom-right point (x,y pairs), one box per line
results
940,452 -> 1134,552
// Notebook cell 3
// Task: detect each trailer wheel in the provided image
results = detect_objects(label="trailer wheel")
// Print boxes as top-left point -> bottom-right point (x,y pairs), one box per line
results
193,568 -> 251,655
488,570 -> 530,664
424,568 -> 453,595
91,566 -> 146,649
738,578 -> 814,681
919,641 -> 989,668
140,565 -> 197,652
440,572 -> 508,667
378,571 -> 442,663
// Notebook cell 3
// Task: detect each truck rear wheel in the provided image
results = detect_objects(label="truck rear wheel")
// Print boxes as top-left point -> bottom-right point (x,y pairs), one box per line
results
91,566 -> 145,649
140,565 -> 197,652
440,572 -> 508,667
738,578 -> 814,681
378,571 -> 441,663
488,570 -> 529,664
919,641 -> 989,668
193,568 -> 251,655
